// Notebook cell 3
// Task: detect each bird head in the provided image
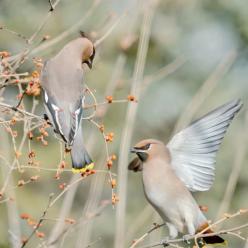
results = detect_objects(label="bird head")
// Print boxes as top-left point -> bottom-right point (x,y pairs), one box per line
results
130,139 -> 165,163
80,31 -> 95,69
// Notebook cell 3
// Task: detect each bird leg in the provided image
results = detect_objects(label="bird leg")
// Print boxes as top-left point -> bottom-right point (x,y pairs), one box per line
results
43,113 -> 53,126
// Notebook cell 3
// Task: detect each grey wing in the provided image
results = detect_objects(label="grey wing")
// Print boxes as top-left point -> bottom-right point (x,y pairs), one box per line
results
68,96 -> 85,145
41,61 -> 85,145
167,99 -> 242,192
43,90 -> 84,145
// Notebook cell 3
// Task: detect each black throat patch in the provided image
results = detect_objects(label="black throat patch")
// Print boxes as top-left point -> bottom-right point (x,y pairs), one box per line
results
137,152 -> 148,162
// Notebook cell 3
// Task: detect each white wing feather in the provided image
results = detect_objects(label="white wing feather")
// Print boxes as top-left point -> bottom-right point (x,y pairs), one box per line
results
167,99 -> 242,192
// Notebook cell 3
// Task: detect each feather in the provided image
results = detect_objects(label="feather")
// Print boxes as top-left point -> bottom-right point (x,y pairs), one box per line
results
167,99 -> 242,191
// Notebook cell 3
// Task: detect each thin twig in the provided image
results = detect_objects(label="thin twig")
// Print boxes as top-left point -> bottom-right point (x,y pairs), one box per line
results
30,0 -> 101,56
21,194 -> 54,248
27,0 -> 61,44
114,2 -> 158,248
143,223 -> 248,248
74,54 -> 127,248
0,101 -> 44,121
130,224 -> 165,248
139,210 -> 248,248
94,12 -> 127,47
173,50 -> 237,134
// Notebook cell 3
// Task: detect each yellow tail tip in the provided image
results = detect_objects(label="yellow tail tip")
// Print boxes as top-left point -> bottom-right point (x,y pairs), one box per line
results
72,163 -> 94,174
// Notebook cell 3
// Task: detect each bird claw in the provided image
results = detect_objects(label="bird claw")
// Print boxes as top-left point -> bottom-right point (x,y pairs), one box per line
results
43,114 -> 49,121
44,114 -> 52,126
183,234 -> 191,244
161,237 -> 169,247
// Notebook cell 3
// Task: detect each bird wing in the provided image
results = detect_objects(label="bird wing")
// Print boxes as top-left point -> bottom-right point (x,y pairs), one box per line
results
43,89 -> 84,145
41,60 -> 85,145
166,99 -> 242,192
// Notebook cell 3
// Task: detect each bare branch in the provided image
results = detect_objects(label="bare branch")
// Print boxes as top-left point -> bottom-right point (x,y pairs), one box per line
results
131,210 -> 248,248
21,194 -> 54,248
114,2 -> 159,247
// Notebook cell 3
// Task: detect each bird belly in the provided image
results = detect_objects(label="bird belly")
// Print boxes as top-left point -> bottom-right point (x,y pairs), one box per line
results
142,163 -> 203,235
143,177 -> 186,233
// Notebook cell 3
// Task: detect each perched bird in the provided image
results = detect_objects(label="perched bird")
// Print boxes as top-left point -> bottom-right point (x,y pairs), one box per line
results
128,99 -> 242,245
40,34 -> 95,172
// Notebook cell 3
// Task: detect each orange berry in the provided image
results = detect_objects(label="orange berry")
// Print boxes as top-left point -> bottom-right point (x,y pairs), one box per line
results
107,160 -> 113,169
31,70 -> 39,78
65,218 -> 76,224
42,35 -> 50,41
17,180 -> 25,187
99,124 -> 104,133
27,131 -> 34,140
111,154 -> 117,160
111,193 -> 119,205
105,95 -> 113,103
127,95 -> 136,101
105,132 -> 114,142
36,135 -> 43,141
110,179 -> 117,188
42,140 -> 48,146
59,161 -> 66,169
89,169 -> 96,175
59,183 -> 66,190
30,175 -> 39,182
10,117 -> 17,125
36,231 -> 45,238
0,51 -> 10,58
28,150 -> 35,158
20,213 -> 30,220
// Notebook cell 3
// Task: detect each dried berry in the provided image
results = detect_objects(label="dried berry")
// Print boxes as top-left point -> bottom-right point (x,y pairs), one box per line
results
20,213 -> 30,220
105,96 -> 113,103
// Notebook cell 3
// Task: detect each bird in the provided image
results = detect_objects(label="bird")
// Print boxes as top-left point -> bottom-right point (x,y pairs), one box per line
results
40,33 -> 95,173
128,99 -> 242,245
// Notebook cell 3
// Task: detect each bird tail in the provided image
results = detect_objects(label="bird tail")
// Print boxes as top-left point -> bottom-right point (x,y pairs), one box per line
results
70,126 -> 94,173
197,222 -> 227,246
202,235 -> 226,246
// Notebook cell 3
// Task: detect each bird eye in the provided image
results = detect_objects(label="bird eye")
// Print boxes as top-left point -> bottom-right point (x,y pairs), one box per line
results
144,143 -> 151,150
139,143 -> 150,150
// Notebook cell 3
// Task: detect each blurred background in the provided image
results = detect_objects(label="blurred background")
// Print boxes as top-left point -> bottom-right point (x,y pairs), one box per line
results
0,0 -> 247,247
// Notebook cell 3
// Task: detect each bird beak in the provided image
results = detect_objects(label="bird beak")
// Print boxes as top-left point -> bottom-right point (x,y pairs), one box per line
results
130,147 -> 143,153
85,60 -> 92,69
130,147 -> 148,162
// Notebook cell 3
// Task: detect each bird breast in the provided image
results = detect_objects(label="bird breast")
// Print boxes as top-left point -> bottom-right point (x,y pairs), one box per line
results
142,158 -> 194,229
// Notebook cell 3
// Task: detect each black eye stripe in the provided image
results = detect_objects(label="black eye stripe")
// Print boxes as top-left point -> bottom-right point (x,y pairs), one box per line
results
136,143 -> 150,150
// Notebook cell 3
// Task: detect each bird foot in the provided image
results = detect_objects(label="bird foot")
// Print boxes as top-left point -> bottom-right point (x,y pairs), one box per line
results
43,114 -> 52,126
183,234 -> 192,244
161,237 -> 169,247
43,114 -> 49,121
